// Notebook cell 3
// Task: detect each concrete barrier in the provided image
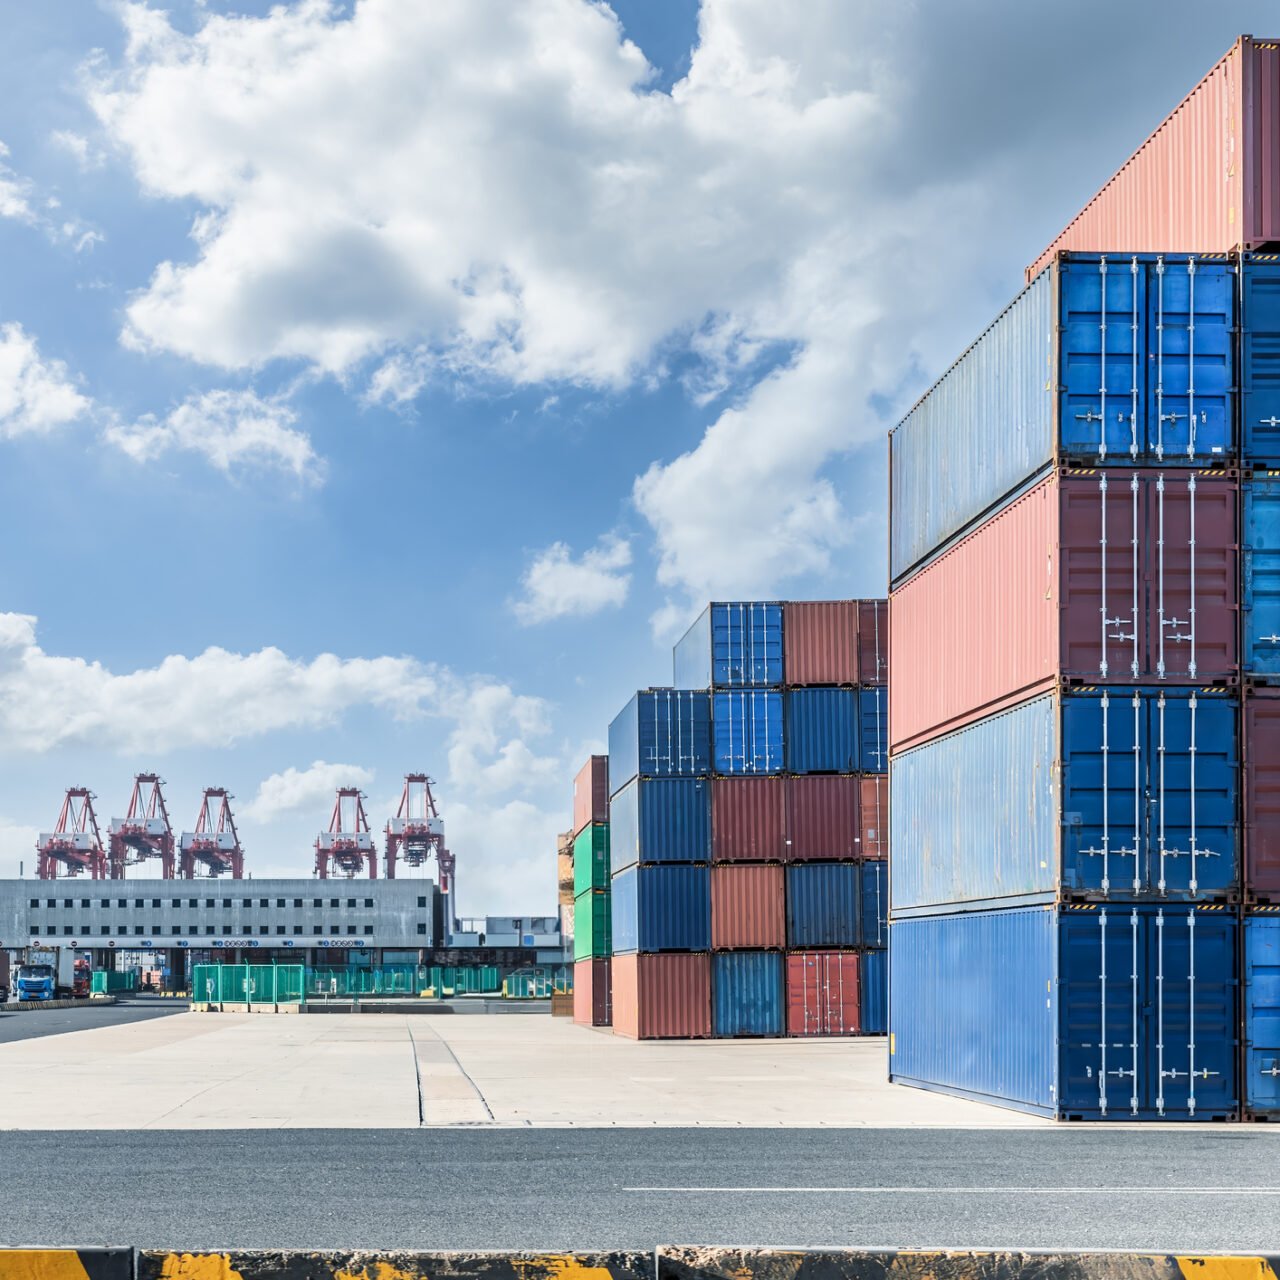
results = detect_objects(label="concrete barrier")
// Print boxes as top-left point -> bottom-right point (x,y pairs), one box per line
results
137,1255 -> 653,1280
2,997 -> 116,1013
0,1248 -> 132,1280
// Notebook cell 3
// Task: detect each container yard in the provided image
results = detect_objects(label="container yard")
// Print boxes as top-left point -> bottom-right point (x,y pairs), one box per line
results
888,35 -> 1280,1123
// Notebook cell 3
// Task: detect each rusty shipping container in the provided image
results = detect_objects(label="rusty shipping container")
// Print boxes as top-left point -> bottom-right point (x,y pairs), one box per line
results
611,952 -> 712,1040
712,777 -> 786,861
859,776 -> 888,860
891,469 -> 1239,753
859,600 -> 889,685
782,600 -> 889,687
710,863 -> 785,949
1245,689 -> 1280,900
1028,37 -> 1280,282
573,958 -> 612,1027
573,756 -> 609,837
786,951 -> 860,1036
788,775 -> 862,861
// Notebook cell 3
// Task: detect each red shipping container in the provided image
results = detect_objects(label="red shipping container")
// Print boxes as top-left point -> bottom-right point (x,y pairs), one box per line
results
786,951 -> 860,1036
611,952 -> 711,1040
858,600 -> 888,686
573,756 -> 609,837
711,864 -> 785,949
1028,36 -> 1280,281
573,958 -> 612,1027
1245,690 -> 1280,900
712,777 -> 786,861
787,775 -> 860,861
858,776 -> 887,860
890,469 -> 1239,753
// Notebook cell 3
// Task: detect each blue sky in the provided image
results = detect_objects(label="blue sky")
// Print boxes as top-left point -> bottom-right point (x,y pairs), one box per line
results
0,1 -> 1271,912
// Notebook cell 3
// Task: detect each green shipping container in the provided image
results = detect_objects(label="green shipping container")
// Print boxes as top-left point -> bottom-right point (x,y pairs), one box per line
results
573,823 -> 610,896
574,889 -> 612,961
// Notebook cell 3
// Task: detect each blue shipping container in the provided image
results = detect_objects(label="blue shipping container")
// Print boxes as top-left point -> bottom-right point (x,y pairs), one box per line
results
610,864 -> 710,954
785,688 -> 858,773
608,777 -> 710,874
713,951 -> 784,1037
890,688 -> 1239,913
891,254 -> 1236,583
674,602 -> 784,690
890,905 -> 1238,1120
1244,912 -> 1280,1118
859,948 -> 887,1035
712,691 -> 784,775
608,690 -> 712,796
1242,476 -> 1280,680
860,685 -> 887,773
860,860 -> 888,949
1242,256 -> 1280,463
786,863 -> 860,948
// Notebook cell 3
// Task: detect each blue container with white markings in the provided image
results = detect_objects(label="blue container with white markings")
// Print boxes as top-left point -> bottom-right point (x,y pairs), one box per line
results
674,602 -> 784,689
859,948 -> 887,1035
608,689 -> 712,796
713,951 -> 784,1037
785,863 -> 860,949
610,864 -> 711,954
859,860 -> 888,948
891,688 -> 1239,913
1242,475 -> 1280,680
712,690 -> 784,775
891,253 -> 1237,583
1244,911 -> 1280,1119
1242,256 -> 1280,464
608,777 -> 710,873
890,904 -> 1239,1120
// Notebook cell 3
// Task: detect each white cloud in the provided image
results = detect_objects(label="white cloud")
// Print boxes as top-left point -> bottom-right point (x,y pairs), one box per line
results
104,387 -> 322,481
51,130 -> 105,170
512,534 -> 632,625
0,141 -> 36,222
0,612 -> 441,754
243,760 -> 376,823
0,323 -> 93,439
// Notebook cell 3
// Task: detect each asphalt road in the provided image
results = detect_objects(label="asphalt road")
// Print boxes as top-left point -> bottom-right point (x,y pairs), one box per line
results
3,1127 -> 1279,1252
0,997 -> 188,1043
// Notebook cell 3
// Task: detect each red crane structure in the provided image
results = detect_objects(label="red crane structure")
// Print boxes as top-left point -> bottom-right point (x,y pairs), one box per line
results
179,788 -> 245,879
108,773 -> 176,879
36,788 -> 107,879
384,773 -> 454,890
315,787 -> 377,879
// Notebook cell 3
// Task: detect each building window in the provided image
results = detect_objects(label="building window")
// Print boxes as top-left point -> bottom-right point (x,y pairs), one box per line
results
313,898 -> 322,907
63,925 -> 73,935
29,898 -> 38,908
417,896 -> 427,908
243,898 -> 252,908
29,925 -> 38,935
171,925 -> 181,936
364,898 -> 373,908
313,925 -> 323,935
117,898 -> 127,908
46,898 -> 55,908
330,898 -> 338,908
81,898 -> 89,908
417,923 -> 427,935
293,898 -> 302,908
152,898 -> 161,908
259,898 -> 268,908
64,898 -> 73,908
99,925 -> 109,935
223,900 -> 231,909
292,925 -> 303,935
188,898 -> 197,908
363,925 -> 373,935
347,898 -> 356,908
276,898 -> 285,908
134,925 -> 144,935
206,925 -> 215,935
134,899 -> 144,908
276,925 -> 286,935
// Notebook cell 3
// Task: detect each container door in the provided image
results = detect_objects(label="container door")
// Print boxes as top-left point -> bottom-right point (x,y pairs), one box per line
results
1242,477 -> 1280,680
860,861 -> 888,949
1243,914 -> 1280,1116
1143,691 -> 1239,898
1143,474 -> 1238,682
1142,909 -> 1238,1120
1060,907 -> 1143,1118
1058,257 -> 1144,461
859,686 -> 888,773
1244,692 -> 1280,897
1061,691 -> 1143,897
1241,257 -> 1280,464
713,602 -> 783,687
1144,257 -> 1234,462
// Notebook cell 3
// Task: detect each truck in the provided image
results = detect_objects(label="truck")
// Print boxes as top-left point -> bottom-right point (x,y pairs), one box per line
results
15,948 -> 77,1002
0,951 -> 9,1003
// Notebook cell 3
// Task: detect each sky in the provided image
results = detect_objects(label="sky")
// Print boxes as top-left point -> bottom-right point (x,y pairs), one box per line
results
0,0 -> 1272,914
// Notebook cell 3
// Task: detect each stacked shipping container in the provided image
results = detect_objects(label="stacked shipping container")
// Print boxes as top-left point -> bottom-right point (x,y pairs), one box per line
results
607,601 -> 888,1039
571,755 -> 612,1027
889,35 -> 1280,1119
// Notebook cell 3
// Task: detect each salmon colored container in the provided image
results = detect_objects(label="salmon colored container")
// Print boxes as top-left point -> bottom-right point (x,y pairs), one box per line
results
890,469 -> 1239,753
786,951 -> 861,1036
1028,36 -> 1280,281
573,958 -> 612,1027
787,775 -> 860,861
611,952 -> 712,1039
859,776 -> 887,860
573,755 -> 609,837
1245,689 -> 1280,900
783,600 -> 888,686
711,863 -> 785,949
712,777 -> 786,861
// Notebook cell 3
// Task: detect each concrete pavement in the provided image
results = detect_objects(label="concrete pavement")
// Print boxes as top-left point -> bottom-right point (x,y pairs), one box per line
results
0,1009 -> 1040,1129
0,998 -> 187,1045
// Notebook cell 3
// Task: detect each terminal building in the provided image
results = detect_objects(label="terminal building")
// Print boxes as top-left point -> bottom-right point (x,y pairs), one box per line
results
0,878 -> 564,986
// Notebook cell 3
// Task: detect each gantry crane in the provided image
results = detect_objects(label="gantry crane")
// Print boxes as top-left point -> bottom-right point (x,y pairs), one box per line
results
315,787 -> 377,879
384,773 -> 454,890
179,788 -> 245,878
108,773 -> 176,878
36,788 -> 107,879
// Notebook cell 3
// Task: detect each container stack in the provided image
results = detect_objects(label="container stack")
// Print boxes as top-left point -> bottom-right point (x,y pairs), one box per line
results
571,755 -> 612,1027
556,829 -> 574,952
606,600 -> 888,1039
888,34 -> 1280,1120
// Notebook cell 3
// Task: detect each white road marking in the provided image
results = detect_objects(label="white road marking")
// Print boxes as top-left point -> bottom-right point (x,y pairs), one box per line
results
625,1186 -> 1280,1195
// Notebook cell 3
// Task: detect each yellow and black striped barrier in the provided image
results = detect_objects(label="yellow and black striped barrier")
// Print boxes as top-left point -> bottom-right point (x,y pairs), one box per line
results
0,1250 -> 132,1280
